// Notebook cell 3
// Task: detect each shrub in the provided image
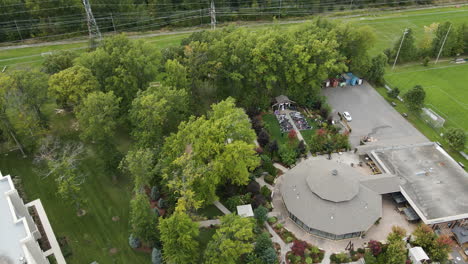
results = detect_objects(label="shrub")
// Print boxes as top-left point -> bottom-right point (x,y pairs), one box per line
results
267,140 -> 279,155
261,155 -> 277,177
260,247 -> 278,264
261,186 -> 272,201
279,144 -> 297,167
258,129 -> 270,147
444,127 -> 466,151
150,186 -> 160,201
128,234 -> 141,249
423,56 -> 430,66
225,194 -> 251,211
297,140 -> 307,157
388,87 -> 400,99
153,207 -> 160,217
288,130 -> 297,140
255,232 -> 273,254
151,247 -> 163,264
291,240 -> 307,256
264,174 -> 275,185
275,223 -> 284,229
305,257 -> 313,264
267,217 -> 277,224
286,236 -> 294,243
330,253 -> 350,263
368,240 -> 382,256
357,248 -> 365,254
157,198 -> 166,209
252,194 -> 266,209
254,205 -> 269,224
247,181 -> 261,194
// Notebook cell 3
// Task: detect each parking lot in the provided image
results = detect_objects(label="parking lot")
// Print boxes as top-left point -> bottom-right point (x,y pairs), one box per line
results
322,82 -> 429,147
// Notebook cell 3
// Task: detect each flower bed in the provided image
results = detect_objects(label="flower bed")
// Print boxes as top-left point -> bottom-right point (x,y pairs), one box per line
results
273,223 -> 298,243
286,240 -> 325,264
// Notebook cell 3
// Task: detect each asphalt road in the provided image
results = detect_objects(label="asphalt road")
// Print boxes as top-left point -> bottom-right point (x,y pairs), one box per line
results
322,81 -> 428,148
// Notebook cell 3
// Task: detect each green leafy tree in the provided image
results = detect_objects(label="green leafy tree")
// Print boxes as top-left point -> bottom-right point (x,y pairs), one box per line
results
431,22 -> 457,57
393,28 -> 418,63
159,97 -> 260,205
76,91 -> 120,143
403,85 -> 425,112
76,34 -> 161,110
119,148 -> 155,191
159,211 -> 200,264
388,87 -> 400,99
444,127 -> 466,151
367,54 -> 388,85
129,85 -> 188,148
413,224 -> 436,250
254,205 -> 269,225
204,214 -> 255,264
254,232 -> 273,254
129,192 -> 159,244
430,235 -> 453,262
162,59 -> 189,90
48,65 -> 98,109
42,50 -> 78,74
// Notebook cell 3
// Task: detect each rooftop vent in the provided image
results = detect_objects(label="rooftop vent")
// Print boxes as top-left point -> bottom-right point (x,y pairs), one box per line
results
331,170 -> 338,176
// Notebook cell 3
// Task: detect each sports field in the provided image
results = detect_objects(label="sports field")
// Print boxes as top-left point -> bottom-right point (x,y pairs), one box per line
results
385,62 -> 468,134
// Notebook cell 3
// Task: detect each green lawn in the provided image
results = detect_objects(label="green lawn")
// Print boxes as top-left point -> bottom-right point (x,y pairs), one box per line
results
385,62 -> 468,133
196,204 -> 223,219
0,103 -> 150,263
348,6 -> 468,55
262,113 -> 288,145
197,227 -> 217,253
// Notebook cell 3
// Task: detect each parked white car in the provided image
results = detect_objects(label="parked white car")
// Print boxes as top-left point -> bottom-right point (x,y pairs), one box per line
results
342,111 -> 352,122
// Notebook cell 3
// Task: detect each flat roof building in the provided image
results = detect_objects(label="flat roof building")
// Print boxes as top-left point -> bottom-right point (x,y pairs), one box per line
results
0,172 -> 66,264
281,159 -> 383,240
369,142 -> 468,225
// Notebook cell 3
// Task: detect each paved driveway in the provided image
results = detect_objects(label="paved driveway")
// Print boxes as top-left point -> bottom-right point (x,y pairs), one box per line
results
322,82 -> 428,148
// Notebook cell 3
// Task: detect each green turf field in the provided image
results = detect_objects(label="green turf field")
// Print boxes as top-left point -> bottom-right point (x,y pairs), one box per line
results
385,61 -> 468,131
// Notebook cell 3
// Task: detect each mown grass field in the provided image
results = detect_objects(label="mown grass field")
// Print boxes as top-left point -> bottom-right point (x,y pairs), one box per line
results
385,62 -> 468,133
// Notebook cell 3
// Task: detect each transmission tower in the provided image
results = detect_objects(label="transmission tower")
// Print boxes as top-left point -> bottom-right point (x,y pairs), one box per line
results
210,0 -> 216,30
82,0 -> 102,47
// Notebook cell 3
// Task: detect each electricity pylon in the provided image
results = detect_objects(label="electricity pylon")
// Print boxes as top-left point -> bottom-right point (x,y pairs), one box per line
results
82,0 -> 102,48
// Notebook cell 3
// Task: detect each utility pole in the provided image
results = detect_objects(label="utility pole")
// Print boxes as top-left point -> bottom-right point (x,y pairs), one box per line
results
278,0 -> 282,18
210,0 -> 216,30
110,13 -> 116,32
392,28 -> 408,70
82,0 -> 102,48
14,20 -> 23,42
435,23 -> 452,65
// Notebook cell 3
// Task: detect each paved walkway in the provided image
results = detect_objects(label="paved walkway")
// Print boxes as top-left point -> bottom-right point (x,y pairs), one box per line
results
26,199 -> 66,264
198,219 -> 221,228
213,200 -> 231,215
266,223 -> 292,264
255,175 -> 274,191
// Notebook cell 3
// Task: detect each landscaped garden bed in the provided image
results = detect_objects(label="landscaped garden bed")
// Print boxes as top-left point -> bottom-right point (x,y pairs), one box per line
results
286,240 -> 325,264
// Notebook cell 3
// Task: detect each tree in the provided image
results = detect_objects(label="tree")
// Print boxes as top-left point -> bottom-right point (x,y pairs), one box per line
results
257,129 -> 270,148
291,240 -> 307,257
254,232 -> 273,254
444,127 -> 466,151
254,205 -> 269,225
387,226 -> 406,243
35,137 -> 86,212
430,235 -> 453,262
76,34 -> 161,110
367,54 -> 387,85
5,70 -> 49,126
368,240 -> 383,256
151,247 -> 163,264
403,85 -> 425,112
129,85 -> 188,148
393,28 -> 418,63
260,247 -> 278,264
42,50 -> 77,74
48,65 -> 98,109
159,211 -> 200,264
162,59 -> 189,90
129,192 -> 159,244
204,214 -> 255,264
159,98 -> 260,205
385,226 -> 407,264
119,148 -> 155,191
413,224 -> 436,250
76,91 -> 120,143
388,87 -> 400,99
431,22 -> 455,57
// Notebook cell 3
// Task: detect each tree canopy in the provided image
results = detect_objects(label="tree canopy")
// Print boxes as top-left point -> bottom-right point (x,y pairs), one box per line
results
159,97 -> 260,206
204,214 -> 255,264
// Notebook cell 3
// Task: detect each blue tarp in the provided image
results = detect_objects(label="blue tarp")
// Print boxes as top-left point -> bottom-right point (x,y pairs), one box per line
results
346,73 -> 359,86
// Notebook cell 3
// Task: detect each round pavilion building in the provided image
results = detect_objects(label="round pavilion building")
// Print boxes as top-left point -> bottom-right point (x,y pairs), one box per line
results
281,159 -> 382,240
